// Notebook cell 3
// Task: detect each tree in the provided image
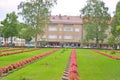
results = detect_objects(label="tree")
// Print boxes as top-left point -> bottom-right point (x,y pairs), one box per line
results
20,24 -> 33,43
18,0 -> 56,48
108,35 -> 115,46
111,1 -> 120,49
1,12 -> 19,46
16,23 -> 33,44
80,0 -> 111,48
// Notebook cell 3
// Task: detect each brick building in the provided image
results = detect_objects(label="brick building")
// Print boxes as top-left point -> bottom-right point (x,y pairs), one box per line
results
37,15 -> 83,47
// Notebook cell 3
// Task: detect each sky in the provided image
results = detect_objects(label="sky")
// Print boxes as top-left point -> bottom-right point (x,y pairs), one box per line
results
0,0 -> 119,21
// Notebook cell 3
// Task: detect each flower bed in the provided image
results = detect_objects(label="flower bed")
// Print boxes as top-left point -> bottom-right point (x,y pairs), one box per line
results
116,51 -> 120,54
0,48 -> 60,77
92,49 -> 120,60
1,48 -> 23,52
0,48 -> 40,57
62,49 -> 80,80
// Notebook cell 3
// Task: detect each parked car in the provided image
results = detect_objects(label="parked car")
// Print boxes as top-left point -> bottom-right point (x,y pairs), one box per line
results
25,44 -> 34,47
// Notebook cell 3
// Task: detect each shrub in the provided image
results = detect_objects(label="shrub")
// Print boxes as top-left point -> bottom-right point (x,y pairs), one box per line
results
60,48 -> 66,53
110,50 -> 116,55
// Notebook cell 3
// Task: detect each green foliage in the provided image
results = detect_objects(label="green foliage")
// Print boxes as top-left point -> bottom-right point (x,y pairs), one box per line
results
110,50 -> 116,55
1,12 -> 19,44
60,48 -> 66,53
80,0 -> 111,47
111,1 -> 120,45
82,38 -> 89,46
0,48 -> 2,54
18,0 -> 57,47
108,36 -> 115,46
40,39 -> 47,46
116,25 -> 120,30
18,23 -> 33,43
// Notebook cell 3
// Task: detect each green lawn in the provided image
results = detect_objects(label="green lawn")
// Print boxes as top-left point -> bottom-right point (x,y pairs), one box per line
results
1,48 -> 120,80
76,49 -> 120,80
99,49 -> 120,57
0,48 -> 71,80
0,48 -> 37,54
0,48 -> 54,67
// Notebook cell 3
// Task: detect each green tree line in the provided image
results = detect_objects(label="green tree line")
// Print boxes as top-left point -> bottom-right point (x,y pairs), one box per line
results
81,0 -> 120,49
0,0 -> 120,49
0,0 -> 56,47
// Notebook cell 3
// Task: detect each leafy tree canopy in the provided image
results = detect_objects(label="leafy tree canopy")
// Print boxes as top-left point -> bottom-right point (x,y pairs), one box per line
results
80,0 -> 111,47
1,12 -> 19,43
110,1 -> 120,45
18,0 -> 56,47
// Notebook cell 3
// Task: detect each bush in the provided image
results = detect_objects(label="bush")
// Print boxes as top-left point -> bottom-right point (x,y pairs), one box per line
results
110,50 -> 116,55
60,48 -> 66,53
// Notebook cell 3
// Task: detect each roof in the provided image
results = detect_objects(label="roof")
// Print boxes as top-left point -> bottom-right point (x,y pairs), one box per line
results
50,15 -> 83,25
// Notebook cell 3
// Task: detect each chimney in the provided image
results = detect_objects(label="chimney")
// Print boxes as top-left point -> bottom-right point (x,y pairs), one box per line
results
80,15 -> 81,18
67,17 -> 70,20
59,14 -> 62,19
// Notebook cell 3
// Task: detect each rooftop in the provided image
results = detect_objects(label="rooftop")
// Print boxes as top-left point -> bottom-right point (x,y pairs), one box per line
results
50,15 -> 82,25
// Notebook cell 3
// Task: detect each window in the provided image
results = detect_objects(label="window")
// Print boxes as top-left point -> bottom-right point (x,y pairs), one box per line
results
59,28 -> 62,31
74,36 -> 80,40
48,35 -> 57,39
75,28 -> 80,32
48,26 -> 57,31
64,35 -> 72,39
59,35 -> 62,39
64,24 -> 73,26
64,27 -> 73,31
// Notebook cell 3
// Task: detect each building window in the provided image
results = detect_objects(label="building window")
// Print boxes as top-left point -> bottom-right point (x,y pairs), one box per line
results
64,24 -> 73,26
74,36 -> 80,40
64,35 -> 72,39
64,27 -> 73,31
48,26 -> 57,31
48,35 -> 57,39
59,28 -> 62,31
75,28 -> 80,32
59,35 -> 62,39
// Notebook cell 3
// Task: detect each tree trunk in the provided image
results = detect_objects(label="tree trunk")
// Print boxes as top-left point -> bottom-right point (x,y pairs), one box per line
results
96,27 -> 99,48
96,38 -> 99,48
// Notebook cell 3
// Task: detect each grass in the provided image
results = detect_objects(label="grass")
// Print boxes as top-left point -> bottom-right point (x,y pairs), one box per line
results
1,48 -> 35,54
0,48 -> 54,67
76,49 -> 120,80
1,48 -> 120,80
99,49 -> 120,57
0,48 -> 71,80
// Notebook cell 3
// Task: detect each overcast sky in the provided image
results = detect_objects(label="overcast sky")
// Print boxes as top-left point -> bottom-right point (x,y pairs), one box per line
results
0,0 -> 119,21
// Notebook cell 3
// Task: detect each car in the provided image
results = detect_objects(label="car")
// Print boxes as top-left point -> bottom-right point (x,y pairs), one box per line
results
25,44 -> 34,47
